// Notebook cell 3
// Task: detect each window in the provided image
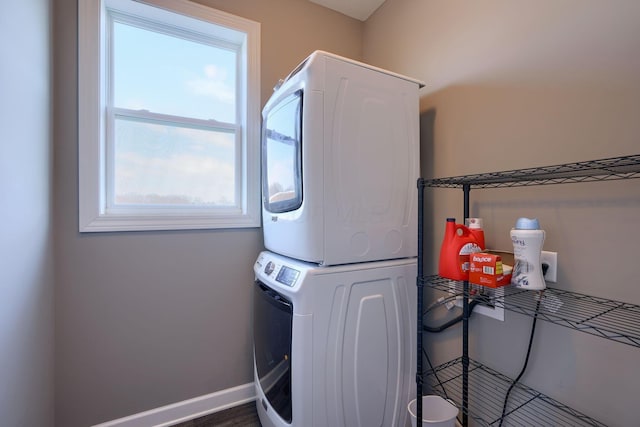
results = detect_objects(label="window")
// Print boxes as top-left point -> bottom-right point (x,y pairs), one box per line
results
78,0 -> 261,231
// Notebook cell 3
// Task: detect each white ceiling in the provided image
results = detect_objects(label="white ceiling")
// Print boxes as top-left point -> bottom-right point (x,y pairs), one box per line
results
308,0 -> 386,21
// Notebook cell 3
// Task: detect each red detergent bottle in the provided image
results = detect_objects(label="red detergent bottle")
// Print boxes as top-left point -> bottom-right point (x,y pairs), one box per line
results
439,218 -> 482,280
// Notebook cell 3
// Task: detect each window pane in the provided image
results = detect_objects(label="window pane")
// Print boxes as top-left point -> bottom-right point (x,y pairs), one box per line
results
113,20 -> 237,123
113,118 -> 236,206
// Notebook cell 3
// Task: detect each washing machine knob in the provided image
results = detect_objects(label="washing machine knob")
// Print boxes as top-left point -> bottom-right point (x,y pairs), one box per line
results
264,261 -> 275,276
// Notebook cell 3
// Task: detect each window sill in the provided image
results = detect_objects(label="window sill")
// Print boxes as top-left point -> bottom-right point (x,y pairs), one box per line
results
79,212 -> 261,232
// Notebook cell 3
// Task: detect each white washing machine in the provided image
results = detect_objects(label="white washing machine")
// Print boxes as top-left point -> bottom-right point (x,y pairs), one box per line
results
253,251 -> 416,427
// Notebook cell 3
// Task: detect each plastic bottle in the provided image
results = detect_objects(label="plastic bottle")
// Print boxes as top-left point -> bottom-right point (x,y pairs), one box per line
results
465,218 -> 486,250
439,218 -> 482,281
510,218 -> 546,290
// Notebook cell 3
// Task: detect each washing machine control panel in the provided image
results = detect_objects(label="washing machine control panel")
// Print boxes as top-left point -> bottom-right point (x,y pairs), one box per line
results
275,266 -> 300,287
256,255 -> 300,287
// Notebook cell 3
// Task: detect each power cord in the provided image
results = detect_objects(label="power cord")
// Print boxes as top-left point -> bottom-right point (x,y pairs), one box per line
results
498,293 -> 543,426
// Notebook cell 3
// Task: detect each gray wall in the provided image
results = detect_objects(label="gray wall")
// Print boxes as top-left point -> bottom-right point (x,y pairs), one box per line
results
53,0 -> 363,426
0,1 -> 54,426
364,1 -> 640,426
18,1 -> 639,425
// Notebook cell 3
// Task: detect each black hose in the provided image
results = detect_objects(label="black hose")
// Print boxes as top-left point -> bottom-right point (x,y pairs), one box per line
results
424,294 -> 461,316
498,295 -> 543,426
422,295 -> 489,333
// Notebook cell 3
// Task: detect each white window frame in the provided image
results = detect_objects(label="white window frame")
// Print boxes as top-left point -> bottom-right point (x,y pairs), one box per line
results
78,0 -> 261,232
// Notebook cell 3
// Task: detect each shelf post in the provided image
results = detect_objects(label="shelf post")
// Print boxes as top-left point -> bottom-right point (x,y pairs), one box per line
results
416,178 -> 425,424
462,183 -> 470,427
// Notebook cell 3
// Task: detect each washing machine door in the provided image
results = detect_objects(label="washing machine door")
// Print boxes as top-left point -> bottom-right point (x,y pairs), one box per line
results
253,281 -> 293,423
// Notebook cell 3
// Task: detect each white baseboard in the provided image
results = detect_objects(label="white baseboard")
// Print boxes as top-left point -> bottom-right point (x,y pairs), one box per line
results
92,382 -> 256,427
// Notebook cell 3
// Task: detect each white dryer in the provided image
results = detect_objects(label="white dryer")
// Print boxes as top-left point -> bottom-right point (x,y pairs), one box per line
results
253,251 -> 416,427
261,51 -> 423,266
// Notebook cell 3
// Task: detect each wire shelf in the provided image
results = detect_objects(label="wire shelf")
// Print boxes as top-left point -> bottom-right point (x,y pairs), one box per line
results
423,275 -> 640,348
424,357 -> 606,427
416,154 -> 640,425
421,154 -> 640,189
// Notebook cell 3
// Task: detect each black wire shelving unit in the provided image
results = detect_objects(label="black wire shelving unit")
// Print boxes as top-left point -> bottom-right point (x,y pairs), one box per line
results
424,276 -> 640,348
415,154 -> 640,426
424,358 -> 606,427
424,154 -> 640,189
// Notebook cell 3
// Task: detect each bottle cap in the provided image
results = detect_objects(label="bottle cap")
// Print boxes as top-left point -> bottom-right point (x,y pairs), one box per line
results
466,218 -> 483,229
515,217 -> 540,230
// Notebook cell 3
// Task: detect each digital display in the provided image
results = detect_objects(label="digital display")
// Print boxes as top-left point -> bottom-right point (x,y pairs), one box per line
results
276,266 -> 300,287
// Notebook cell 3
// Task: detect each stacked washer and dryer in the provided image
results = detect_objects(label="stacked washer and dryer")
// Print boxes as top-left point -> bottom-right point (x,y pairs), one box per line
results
253,51 -> 423,427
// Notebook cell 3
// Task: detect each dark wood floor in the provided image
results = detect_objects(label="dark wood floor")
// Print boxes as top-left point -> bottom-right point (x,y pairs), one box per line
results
170,402 -> 261,427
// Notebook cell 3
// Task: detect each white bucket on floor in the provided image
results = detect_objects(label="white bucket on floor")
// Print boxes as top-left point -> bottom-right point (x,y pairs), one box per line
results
408,395 -> 458,427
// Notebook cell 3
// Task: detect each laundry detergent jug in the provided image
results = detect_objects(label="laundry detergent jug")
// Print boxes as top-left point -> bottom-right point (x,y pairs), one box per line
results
438,218 -> 482,281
